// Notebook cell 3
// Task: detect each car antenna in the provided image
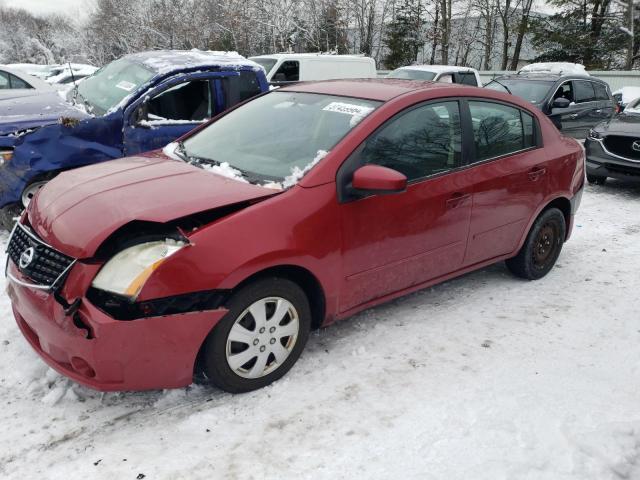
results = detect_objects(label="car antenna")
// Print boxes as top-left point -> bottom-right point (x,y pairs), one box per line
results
68,62 -> 76,85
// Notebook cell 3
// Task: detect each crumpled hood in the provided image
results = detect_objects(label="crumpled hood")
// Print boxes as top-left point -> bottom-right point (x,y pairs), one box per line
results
0,91 -> 90,136
28,155 -> 277,258
597,114 -> 640,136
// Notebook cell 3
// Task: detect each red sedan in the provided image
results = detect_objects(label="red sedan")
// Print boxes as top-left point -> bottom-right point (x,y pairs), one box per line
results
6,79 -> 585,393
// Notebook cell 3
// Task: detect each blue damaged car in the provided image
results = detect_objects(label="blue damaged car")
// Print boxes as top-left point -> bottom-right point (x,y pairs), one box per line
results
0,50 -> 268,229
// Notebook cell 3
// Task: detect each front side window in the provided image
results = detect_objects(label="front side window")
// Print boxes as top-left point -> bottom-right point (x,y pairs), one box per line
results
360,101 -> 462,181
181,91 -> 380,182
574,80 -> 596,103
72,58 -> 156,115
249,57 -> 277,75
437,74 -> 453,83
553,81 -> 574,103
470,101 -> 535,162
144,80 -> 212,123
273,61 -> 299,82
593,82 -> 610,101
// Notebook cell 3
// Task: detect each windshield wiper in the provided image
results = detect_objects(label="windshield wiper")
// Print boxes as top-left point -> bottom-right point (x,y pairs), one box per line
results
486,79 -> 512,95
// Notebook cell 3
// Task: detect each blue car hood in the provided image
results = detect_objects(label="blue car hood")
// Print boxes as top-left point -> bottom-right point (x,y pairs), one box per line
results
0,91 -> 90,136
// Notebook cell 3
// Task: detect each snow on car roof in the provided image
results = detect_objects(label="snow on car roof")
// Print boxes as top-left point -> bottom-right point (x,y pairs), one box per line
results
518,62 -> 589,76
396,65 -> 477,73
126,49 -> 262,74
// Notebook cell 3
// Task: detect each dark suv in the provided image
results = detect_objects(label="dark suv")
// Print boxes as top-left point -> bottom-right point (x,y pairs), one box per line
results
485,73 -> 615,139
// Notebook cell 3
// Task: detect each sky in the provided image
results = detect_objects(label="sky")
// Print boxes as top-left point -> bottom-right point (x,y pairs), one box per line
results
1,0 -> 92,19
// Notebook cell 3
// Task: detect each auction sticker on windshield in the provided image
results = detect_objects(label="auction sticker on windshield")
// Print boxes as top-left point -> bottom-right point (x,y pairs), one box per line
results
323,102 -> 374,117
115,80 -> 136,92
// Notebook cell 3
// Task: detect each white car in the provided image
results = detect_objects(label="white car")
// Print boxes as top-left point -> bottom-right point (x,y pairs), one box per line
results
249,54 -> 377,84
0,65 -> 54,91
386,65 -> 482,87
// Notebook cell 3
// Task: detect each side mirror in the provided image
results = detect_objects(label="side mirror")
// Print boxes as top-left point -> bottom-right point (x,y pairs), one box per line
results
351,165 -> 407,195
552,97 -> 571,109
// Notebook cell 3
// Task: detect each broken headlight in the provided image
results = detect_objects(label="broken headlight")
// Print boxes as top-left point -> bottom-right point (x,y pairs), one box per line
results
92,239 -> 186,300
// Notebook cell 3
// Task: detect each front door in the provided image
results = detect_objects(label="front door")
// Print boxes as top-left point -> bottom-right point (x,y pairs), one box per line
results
339,100 -> 473,312
123,74 -> 224,156
464,100 -> 549,265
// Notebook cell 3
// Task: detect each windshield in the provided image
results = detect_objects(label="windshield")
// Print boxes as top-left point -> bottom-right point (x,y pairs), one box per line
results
485,79 -> 554,103
249,57 -> 277,75
70,58 -> 155,115
181,91 -> 381,184
387,69 -> 436,81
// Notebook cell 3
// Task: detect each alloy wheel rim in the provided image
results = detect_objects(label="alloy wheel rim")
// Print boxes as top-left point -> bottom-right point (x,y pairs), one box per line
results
21,181 -> 48,207
225,297 -> 299,379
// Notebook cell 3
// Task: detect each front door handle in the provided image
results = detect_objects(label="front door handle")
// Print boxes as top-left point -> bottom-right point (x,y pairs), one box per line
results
446,192 -> 471,209
528,167 -> 547,181
569,113 -> 578,119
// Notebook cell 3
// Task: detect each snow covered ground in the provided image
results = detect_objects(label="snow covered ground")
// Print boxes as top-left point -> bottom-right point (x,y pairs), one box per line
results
1,181 -> 639,480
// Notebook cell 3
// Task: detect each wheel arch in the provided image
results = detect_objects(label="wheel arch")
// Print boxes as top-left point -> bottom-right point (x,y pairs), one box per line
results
228,264 -> 327,331
541,196 -> 571,240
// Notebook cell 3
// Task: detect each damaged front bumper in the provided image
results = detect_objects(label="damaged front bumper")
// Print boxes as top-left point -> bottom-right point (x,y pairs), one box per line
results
6,260 -> 227,391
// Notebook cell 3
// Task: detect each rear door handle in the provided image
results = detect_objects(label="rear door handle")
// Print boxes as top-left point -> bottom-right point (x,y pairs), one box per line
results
528,167 -> 547,181
569,113 -> 578,119
446,192 -> 471,209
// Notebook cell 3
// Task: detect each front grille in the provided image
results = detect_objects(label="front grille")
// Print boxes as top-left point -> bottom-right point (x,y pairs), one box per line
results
7,223 -> 75,290
603,135 -> 640,161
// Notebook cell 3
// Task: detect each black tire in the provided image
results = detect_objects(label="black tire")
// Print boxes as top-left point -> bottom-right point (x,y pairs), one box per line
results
0,203 -> 22,231
586,173 -> 606,185
201,277 -> 311,393
506,208 -> 566,280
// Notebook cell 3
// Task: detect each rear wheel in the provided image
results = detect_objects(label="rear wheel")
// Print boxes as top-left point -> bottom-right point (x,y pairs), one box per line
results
201,277 -> 311,393
586,174 -> 606,185
506,208 -> 566,280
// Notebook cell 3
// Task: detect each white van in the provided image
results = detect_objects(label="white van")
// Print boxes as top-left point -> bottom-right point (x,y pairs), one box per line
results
386,65 -> 482,87
249,54 -> 377,84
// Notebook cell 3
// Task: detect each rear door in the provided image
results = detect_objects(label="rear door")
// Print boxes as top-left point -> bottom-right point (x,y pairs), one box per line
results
463,100 -> 548,266
339,100 -> 473,311
571,79 -> 603,137
592,81 -> 615,122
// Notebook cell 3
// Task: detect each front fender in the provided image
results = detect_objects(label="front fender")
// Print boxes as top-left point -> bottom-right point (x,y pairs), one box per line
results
0,113 -> 124,207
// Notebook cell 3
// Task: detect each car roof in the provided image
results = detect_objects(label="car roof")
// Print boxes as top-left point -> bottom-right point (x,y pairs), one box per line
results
396,65 -> 476,73
493,72 -> 599,82
279,78 -> 479,102
0,65 -> 53,90
124,50 -> 261,74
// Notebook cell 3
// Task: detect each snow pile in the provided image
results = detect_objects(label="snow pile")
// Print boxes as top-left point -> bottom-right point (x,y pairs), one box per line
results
161,142 -> 181,161
519,62 -> 589,76
201,161 -> 249,183
45,64 -> 99,84
1,184 -> 640,479
135,49 -> 263,75
263,149 -> 328,190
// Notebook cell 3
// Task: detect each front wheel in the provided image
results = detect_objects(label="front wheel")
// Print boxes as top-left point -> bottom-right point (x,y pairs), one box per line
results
201,277 -> 311,393
506,208 -> 566,280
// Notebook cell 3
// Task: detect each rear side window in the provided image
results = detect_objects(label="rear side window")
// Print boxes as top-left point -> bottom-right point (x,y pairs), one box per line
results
459,72 -> 477,86
574,80 -> 596,103
273,61 -> 299,82
360,101 -> 462,181
593,82 -> 610,101
9,74 -> 31,89
0,71 -> 9,89
469,101 -> 535,162
222,70 -> 262,107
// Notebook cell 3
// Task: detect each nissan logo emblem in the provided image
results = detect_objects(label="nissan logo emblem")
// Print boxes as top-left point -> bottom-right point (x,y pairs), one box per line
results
632,140 -> 640,152
19,247 -> 35,269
